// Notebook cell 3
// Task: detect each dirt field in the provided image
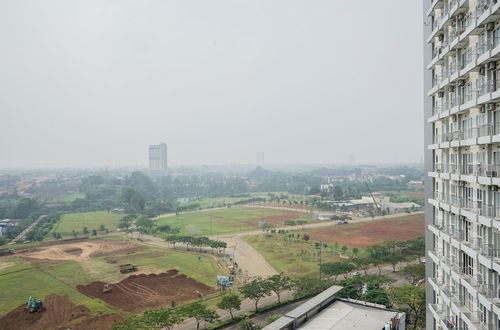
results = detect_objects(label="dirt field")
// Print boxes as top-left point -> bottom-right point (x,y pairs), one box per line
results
77,269 -> 216,312
0,294 -> 122,330
309,214 -> 424,248
16,240 -> 138,264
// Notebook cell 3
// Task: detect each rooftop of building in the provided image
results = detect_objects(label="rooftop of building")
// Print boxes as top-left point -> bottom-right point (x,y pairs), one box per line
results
263,285 -> 404,330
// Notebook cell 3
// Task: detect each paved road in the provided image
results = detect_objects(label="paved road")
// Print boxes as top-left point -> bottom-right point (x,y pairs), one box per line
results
7,215 -> 45,245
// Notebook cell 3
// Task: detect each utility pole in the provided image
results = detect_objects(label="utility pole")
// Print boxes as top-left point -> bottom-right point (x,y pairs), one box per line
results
319,241 -> 323,280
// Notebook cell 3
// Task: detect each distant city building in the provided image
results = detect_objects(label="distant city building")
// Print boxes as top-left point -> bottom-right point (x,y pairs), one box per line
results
148,143 -> 167,176
256,151 -> 265,166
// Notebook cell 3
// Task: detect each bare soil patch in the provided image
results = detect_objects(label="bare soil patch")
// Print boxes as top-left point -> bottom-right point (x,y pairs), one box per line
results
77,269 -> 216,312
309,214 -> 424,248
16,240 -> 138,264
265,213 -> 303,225
0,294 -> 122,330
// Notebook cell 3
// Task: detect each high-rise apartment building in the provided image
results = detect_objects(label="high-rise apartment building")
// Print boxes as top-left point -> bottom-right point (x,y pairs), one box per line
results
424,1 -> 500,329
149,143 -> 167,175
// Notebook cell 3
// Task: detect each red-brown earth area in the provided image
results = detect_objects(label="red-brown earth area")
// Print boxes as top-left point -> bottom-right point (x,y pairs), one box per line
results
309,214 -> 424,248
77,269 -> 216,312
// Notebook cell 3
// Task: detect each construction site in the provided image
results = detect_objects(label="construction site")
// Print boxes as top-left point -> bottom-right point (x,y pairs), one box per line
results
0,237 -> 222,329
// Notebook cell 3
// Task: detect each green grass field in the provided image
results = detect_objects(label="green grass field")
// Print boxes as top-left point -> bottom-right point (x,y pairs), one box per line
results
0,237 -> 221,316
156,206 -> 310,236
179,192 -> 306,209
244,235 -> 342,278
60,193 -> 86,202
51,211 -> 123,236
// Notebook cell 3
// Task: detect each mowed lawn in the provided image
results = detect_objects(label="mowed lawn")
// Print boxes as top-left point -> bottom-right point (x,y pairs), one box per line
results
156,207 -> 308,236
52,211 -> 123,235
0,238 -> 220,316
307,214 -> 425,248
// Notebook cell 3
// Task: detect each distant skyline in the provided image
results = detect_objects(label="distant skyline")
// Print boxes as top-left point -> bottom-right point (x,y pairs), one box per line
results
0,1 -> 423,168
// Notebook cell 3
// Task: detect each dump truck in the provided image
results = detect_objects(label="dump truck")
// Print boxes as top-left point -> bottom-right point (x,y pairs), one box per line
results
27,296 -> 44,313
119,263 -> 138,273
0,248 -> 14,256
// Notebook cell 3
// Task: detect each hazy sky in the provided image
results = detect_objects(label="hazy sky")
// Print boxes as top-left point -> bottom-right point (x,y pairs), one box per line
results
0,1 -> 423,168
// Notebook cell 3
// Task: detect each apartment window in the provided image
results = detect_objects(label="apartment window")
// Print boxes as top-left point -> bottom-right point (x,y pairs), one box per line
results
462,252 -> 474,276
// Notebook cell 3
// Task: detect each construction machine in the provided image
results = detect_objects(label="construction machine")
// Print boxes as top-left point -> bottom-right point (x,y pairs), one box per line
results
102,284 -> 112,294
27,296 -> 44,313
119,263 -> 138,273
0,248 -> 14,256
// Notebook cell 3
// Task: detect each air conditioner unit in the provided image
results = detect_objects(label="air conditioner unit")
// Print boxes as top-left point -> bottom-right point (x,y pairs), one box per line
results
480,67 -> 486,75
439,34 -> 444,42
450,86 -> 456,92
488,62 -> 497,70
438,91 -> 445,97
487,22 -> 495,31
492,185 -> 499,191
480,105 -> 486,113
451,114 -> 457,120
458,80 -> 466,86
487,103 -> 496,111
458,14 -> 464,21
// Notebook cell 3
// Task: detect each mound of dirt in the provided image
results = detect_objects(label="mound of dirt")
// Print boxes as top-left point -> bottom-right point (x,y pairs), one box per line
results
77,269 -> 216,312
0,294 -> 122,330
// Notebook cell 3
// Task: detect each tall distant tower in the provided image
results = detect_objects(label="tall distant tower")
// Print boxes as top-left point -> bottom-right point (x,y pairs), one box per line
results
256,151 -> 265,166
149,143 -> 167,176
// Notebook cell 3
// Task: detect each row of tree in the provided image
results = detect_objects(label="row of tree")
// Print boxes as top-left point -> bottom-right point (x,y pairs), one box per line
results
165,235 -> 227,254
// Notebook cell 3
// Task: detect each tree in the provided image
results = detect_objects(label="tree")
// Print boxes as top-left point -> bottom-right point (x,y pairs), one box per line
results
143,308 -> 185,330
390,285 -> 425,330
340,245 -> 348,255
321,262 -> 355,282
351,257 -> 371,275
217,294 -> 241,319
118,214 -> 135,231
267,273 -> 292,303
352,247 -> 359,257
240,278 -> 272,312
71,230 -> 78,238
302,234 -> 310,242
292,277 -> 334,299
83,227 -> 89,235
91,229 -> 97,236
401,263 -> 425,285
361,283 -> 390,306
121,188 -> 145,212
182,302 -> 219,330
238,318 -> 262,330
382,254 -> 405,272
99,224 -> 107,232
136,216 -> 154,234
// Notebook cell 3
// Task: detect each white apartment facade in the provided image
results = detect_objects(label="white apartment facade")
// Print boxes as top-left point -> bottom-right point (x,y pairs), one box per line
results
425,0 -> 500,329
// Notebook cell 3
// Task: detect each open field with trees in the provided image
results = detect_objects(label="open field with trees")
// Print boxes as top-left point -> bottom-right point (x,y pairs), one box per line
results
245,214 -> 425,278
156,207 -> 309,236
0,237 -> 221,317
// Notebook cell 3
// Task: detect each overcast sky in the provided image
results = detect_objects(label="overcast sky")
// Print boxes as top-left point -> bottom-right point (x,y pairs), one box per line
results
0,1 -> 423,168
